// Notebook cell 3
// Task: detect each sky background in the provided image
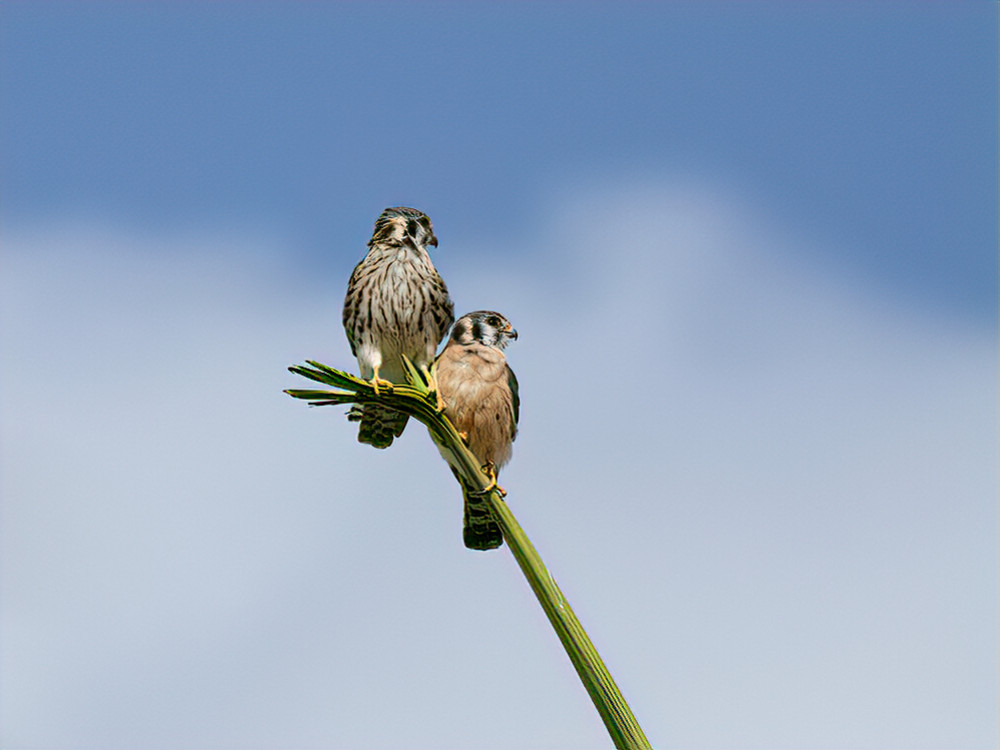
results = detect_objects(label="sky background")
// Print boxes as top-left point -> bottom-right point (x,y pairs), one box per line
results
1,3 -> 996,749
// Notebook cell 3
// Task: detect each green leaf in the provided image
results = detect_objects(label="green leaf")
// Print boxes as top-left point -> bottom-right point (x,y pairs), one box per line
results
285,360 -> 652,749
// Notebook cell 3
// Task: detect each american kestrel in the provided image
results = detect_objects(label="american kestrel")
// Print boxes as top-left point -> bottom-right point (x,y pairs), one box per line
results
342,207 -> 455,448
434,311 -> 519,550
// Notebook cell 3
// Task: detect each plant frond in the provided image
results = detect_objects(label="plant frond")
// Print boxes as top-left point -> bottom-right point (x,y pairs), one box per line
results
285,359 -> 652,749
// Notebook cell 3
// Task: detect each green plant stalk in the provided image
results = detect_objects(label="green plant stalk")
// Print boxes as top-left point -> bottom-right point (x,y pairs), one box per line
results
286,359 -> 652,750
487,490 -> 651,749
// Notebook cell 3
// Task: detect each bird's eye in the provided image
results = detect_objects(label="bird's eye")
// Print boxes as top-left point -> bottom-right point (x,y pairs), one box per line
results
487,316 -> 500,328
406,219 -> 419,237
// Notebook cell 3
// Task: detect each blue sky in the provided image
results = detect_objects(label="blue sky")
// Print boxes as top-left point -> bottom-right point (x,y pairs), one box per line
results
3,2 -> 995,318
1,3 -> 997,749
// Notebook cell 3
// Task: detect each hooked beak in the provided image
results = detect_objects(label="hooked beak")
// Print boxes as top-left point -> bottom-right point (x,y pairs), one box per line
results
506,327 -> 518,340
428,234 -> 438,247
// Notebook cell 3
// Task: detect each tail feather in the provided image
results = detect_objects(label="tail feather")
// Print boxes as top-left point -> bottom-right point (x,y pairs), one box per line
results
463,489 -> 504,551
347,404 -> 408,449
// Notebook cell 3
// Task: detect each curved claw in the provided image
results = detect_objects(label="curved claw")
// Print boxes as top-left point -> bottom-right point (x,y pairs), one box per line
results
422,364 -> 447,412
371,377 -> 394,395
369,365 -> 395,396
468,460 -> 506,498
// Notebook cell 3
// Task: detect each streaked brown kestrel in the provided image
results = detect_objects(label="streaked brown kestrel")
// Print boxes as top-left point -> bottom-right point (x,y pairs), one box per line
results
342,207 -> 454,448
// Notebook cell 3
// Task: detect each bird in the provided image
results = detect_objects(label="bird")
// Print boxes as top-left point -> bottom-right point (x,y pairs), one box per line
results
433,311 -> 519,550
342,207 -> 454,448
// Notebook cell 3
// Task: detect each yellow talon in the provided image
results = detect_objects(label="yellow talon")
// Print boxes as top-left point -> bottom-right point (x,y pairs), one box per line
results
371,377 -> 394,395
476,461 -> 506,498
422,364 -> 447,412
370,365 -> 394,396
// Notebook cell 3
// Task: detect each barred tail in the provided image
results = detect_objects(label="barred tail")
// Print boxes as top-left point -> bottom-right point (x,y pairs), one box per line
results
347,404 -> 408,449
463,490 -> 504,551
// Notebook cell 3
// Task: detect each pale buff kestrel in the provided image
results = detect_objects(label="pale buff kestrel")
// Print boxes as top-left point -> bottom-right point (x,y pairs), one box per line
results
434,311 -> 519,550
342,207 -> 455,448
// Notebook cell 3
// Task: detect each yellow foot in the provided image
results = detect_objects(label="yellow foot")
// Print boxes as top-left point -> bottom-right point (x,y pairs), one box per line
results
370,377 -> 394,395
469,461 -> 506,498
422,364 -> 446,411
369,366 -> 394,395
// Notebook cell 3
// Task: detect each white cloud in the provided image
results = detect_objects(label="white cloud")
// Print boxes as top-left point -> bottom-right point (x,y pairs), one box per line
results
1,185 -> 995,749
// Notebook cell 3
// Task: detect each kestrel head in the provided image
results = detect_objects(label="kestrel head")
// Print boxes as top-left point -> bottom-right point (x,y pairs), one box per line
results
370,206 -> 438,249
449,311 -> 518,350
